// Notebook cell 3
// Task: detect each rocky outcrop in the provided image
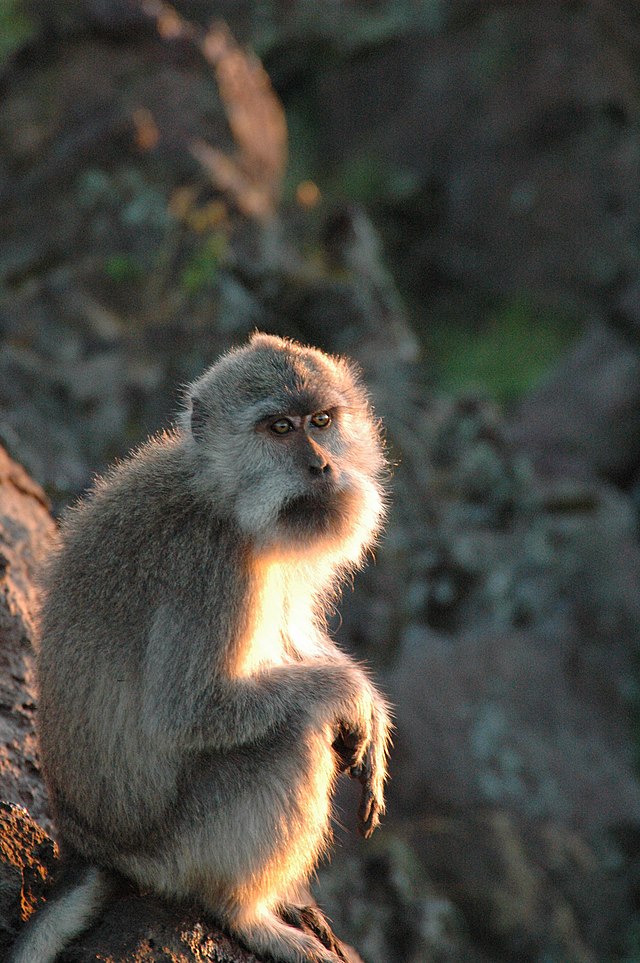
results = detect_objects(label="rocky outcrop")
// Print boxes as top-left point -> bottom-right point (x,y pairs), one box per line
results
0,446 -> 54,830
0,802 -> 365,963
382,395 -> 640,962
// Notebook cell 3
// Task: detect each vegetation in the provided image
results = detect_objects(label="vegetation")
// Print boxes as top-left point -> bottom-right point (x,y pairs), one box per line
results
427,295 -> 579,404
0,0 -> 34,64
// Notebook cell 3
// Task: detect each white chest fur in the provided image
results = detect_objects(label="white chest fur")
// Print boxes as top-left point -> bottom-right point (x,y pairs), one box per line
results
237,560 -> 327,676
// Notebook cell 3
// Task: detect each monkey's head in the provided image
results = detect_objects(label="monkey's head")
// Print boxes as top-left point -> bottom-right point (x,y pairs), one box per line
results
182,333 -> 387,566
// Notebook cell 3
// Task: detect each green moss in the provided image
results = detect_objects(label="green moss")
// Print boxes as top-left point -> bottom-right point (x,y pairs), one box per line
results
0,0 -> 35,64
330,153 -> 417,207
427,295 -> 579,405
103,253 -> 144,284
180,233 -> 227,296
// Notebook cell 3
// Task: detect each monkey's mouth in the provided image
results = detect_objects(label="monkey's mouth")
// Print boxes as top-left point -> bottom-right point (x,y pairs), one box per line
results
277,485 -> 358,539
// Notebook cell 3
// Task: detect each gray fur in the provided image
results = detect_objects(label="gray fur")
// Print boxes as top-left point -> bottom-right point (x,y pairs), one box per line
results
9,867 -> 113,963
10,333 -> 392,963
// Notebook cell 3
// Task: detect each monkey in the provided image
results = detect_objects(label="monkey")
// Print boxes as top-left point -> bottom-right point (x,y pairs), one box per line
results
9,332 -> 392,963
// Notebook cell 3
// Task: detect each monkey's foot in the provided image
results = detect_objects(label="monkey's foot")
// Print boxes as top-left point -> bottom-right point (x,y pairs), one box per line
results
279,904 -> 350,962
229,906 -> 342,963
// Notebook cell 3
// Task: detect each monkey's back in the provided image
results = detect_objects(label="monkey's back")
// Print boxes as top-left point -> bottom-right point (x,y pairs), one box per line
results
37,431 -> 250,856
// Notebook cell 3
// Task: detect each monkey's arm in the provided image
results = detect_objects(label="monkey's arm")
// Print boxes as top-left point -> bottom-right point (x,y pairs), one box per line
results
314,640 -> 392,836
330,671 -> 392,836
141,611 -> 377,756
141,602 -> 391,836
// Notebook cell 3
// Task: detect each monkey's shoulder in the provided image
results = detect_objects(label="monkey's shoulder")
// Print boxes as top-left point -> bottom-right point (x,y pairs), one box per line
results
52,431 -> 245,585
81,430 -> 191,515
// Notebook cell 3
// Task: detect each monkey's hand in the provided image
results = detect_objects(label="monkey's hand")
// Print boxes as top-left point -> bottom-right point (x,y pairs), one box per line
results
353,751 -> 382,839
331,723 -> 367,773
350,699 -> 392,840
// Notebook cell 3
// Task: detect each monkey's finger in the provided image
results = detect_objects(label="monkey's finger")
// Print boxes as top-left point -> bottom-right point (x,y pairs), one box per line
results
338,728 -> 362,750
334,751 -> 354,773
359,807 -> 379,839
334,744 -> 360,772
350,747 -> 373,783
357,786 -> 378,838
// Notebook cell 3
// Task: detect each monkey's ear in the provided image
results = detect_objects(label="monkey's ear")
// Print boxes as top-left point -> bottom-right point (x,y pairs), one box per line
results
190,397 -> 207,442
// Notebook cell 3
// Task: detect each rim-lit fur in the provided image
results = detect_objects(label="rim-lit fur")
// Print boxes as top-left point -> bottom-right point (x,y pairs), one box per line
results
12,334 -> 392,963
181,333 -> 388,566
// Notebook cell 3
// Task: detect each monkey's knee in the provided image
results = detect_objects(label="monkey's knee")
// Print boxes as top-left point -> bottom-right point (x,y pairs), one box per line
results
166,750 -> 333,892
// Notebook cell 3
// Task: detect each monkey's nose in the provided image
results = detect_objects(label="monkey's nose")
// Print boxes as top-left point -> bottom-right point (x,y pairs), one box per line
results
305,435 -> 332,477
308,459 -> 331,477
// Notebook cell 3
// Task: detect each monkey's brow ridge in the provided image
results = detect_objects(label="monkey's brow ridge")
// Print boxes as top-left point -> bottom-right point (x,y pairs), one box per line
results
249,394 -> 342,421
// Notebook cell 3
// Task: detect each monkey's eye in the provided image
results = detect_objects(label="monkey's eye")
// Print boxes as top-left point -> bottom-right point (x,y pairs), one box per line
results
270,418 -> 294,435
310,411 -> 331,429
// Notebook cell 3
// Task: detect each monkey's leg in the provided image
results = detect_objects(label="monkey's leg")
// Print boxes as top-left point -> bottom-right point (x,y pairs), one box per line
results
217,728 -> 344,963
124,726 -> 342,963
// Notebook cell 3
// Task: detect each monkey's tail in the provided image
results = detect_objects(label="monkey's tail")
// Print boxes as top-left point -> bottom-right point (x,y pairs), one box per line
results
8,863 -> 114,963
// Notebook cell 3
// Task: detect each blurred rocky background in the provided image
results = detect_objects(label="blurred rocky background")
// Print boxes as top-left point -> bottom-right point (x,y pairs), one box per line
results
1,1 -> 640,960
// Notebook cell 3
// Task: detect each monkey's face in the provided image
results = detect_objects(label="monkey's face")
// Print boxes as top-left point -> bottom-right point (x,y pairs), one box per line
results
233,402 -> 383,564
257,409 -> 369,546
185,335 -> 387,566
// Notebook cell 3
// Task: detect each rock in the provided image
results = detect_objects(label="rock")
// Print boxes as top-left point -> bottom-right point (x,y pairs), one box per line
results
0,446 -> 54,830
3,4 -> 640,961
0,802 -> 57,957
407,807 -> 608,963
381,393 -> 640,961
507,324 -> 640,484
387,615 -> 640,960
0,802 -> 362,963
262,3 -> 640,335
315,832 -> 485,963
0,7 -> 419,513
